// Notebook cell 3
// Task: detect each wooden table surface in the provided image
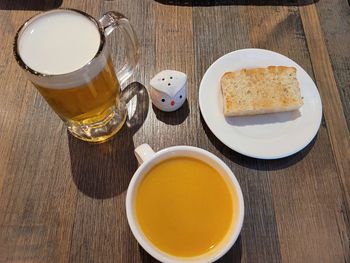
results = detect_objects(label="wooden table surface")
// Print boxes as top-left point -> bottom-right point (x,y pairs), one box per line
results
0,0 -> 349,262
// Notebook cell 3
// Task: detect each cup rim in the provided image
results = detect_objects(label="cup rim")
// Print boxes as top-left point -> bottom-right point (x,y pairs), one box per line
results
13,8 -> 106,78
126,145 -> 245,263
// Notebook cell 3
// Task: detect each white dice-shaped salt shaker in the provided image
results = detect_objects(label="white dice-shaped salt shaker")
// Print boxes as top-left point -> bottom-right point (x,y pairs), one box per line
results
149,70 -> 187,112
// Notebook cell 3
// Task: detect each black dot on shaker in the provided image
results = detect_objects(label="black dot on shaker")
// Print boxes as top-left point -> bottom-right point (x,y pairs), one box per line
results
168,83 -> 171,86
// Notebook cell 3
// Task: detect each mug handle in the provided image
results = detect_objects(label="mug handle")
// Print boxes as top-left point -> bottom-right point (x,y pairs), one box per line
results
134,144 -> 155,165
99,12 -> 140,85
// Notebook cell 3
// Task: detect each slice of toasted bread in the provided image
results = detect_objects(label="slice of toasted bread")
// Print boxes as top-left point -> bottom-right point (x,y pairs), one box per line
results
221,66 -> 303,116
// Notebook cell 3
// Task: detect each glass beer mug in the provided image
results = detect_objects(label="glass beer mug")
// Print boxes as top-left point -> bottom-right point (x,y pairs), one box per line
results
14,9 -> 139,142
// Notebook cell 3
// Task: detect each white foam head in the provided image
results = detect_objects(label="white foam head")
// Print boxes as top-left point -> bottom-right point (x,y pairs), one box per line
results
18,9 -> 101,75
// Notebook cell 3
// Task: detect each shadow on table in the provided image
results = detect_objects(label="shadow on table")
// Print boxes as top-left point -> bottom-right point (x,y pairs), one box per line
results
0,0 -> 62,10
200,113 -> 317,170
154,0 -> 318,6
68,82 -> 149,199
139,236 -> 242,262
152,100 -> 190,125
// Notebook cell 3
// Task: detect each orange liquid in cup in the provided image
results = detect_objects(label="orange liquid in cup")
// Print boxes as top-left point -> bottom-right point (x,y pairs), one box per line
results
135,157 -> 239,258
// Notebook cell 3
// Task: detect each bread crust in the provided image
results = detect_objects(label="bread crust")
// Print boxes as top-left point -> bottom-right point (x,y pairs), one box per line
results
221,66 -> 303,116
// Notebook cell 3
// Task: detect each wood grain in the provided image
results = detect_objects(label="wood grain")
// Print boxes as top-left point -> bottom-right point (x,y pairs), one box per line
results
0,8 -> 75,263
299,1 -> 350,216
246,3 -> 349,262
0,1 -> 349,263
314,0 -> 350,128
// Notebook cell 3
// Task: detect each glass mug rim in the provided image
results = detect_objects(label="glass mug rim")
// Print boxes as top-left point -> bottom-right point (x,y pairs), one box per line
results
126,145 -> 245,263
13,8 -> 106,78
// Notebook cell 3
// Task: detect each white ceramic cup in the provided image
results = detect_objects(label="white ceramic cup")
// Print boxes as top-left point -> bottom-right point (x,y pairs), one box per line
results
126,144 -> 245,263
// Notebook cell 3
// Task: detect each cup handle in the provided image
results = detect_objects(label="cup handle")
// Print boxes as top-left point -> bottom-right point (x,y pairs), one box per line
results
99,12 -> 140,85
134,144 -> 155,165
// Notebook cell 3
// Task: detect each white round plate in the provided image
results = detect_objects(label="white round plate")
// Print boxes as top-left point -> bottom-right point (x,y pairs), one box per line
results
199,48 -> 322,159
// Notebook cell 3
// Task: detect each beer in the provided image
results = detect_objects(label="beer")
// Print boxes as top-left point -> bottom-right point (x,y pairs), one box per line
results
14,9 -> 134,142
35,58 -> 120,125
